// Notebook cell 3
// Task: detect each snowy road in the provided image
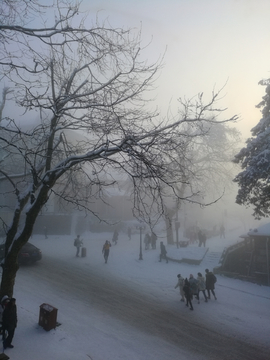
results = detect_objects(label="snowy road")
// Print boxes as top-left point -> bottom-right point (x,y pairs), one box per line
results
19,252 -> 270,360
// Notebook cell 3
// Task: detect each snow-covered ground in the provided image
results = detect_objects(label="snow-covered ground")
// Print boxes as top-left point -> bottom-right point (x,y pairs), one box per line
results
2,224 -> 270,360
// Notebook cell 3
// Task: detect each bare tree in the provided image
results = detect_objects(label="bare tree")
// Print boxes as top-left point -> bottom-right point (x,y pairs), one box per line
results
161,96 -> 241,245
0,0 -> 238,297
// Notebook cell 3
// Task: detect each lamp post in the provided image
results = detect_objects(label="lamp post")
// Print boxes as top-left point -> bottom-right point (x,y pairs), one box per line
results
175,197 -> 180,248
175,218 -> 180,249
137,221 -> 145,260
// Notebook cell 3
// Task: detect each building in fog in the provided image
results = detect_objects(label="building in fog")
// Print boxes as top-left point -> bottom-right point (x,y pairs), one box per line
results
216,222 -> 270,286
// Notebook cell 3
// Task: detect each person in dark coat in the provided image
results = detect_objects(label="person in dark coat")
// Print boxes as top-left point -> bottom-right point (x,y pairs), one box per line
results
189,274 -> 199,301
151,232 -> 157,249
205,269 -> 217,300
44,225 -> 48,239
198,230 -> 203,247
198,230 -> 207,247
201,232 -> 207,247
2,297 -> 17,349
183,278 -> 194,310
144,233 -> 151,250
74,235 -> 83,257
127,227 -> 132,241
102,240 -> 111,263
0,296 -> 9,338
220,225 -> 225,238
159,241 -> 168,263
112,230 -> 119,245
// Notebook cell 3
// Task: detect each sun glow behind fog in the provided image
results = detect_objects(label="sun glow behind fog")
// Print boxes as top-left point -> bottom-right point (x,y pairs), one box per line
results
83,0 -> 270,141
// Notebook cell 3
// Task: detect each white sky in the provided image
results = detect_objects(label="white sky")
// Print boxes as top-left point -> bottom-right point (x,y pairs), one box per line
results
81,0 -> 270,140
6,218 -> 270,360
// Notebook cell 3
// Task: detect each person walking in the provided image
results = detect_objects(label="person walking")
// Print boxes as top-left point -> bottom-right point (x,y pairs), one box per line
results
183,278 -> 194,310
112,230 -> 119,245
205,269 -> 217,300
201,232 -> 207,247
44,225 -> 48,239
74,235 -> 83,257
102,240 -> 111,264
144,233 -> 151,250
198,230 -> 203,247
127,227 -> 132,241
189,274 -> 199,302
197,272 -> 208,303
2,298 -> 17,349
159,241 -> 168,263
220,225 -> 225,238
174,274 -> 185,302
151,232 -> 157,249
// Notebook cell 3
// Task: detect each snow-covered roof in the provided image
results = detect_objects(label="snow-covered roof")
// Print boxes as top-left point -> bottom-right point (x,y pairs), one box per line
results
247,222 -> 270,237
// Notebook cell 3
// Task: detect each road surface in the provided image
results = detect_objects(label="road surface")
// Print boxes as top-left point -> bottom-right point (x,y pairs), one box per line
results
20,255 -> 269,360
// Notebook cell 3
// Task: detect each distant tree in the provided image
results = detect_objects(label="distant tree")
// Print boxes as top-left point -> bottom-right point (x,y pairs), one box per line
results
163,106 -> 240,245
233,78 -> 270,219
0,0 -> 238,297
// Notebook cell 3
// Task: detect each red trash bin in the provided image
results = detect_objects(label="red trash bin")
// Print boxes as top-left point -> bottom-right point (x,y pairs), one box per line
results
39,303 -> 58,331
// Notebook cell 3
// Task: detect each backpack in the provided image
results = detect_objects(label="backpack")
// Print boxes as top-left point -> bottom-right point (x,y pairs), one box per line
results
213,274 -> 217,283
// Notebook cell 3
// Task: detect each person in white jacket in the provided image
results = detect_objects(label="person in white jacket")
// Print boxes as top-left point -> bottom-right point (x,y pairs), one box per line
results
175,274 -> 185,302
197,272 -> 208,303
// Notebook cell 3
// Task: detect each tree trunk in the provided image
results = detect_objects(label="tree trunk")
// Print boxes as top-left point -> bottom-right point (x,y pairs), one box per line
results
165,207 -> 175,245
0,253 -> 19,298
0,186 -> 49,299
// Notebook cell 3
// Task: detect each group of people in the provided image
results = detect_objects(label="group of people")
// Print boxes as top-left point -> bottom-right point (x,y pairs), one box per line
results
74,227 -> 159,261
175,269 -> 217,311
74,235 -> 113,264
0,295 -> 17,350
73,228 -> 128,263
144,232 -> 157,250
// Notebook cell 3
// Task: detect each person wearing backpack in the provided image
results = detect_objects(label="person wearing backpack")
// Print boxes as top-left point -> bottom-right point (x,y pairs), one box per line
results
205,269 -> 217,300
183,278 -> 194,311
102,240 -> 111,264
189,274 -> 199,301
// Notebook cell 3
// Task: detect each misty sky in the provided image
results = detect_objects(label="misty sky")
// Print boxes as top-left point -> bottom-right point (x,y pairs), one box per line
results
81,0 -> 270,141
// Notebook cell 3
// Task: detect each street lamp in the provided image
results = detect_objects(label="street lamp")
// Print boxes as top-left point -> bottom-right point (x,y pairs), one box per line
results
175,219 -> 180,249
175,197 -> 180,248
136,221 -> 145,260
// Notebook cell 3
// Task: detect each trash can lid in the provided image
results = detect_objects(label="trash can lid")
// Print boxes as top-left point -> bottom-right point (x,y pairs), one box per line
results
40,303 -> 57,312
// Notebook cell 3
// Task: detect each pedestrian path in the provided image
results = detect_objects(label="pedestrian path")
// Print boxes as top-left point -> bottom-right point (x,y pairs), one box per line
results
200,250 -> 222,269
166,245 -> 209,265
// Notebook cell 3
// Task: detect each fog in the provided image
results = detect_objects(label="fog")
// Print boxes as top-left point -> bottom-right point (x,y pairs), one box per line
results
2,0 -> 268,233
82,0 -> 270,141
2,0 -> 270,143
1,3 -> 270,358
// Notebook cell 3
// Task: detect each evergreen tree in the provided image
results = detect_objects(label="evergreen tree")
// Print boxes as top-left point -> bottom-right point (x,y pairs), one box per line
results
234,79 -> 270,218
